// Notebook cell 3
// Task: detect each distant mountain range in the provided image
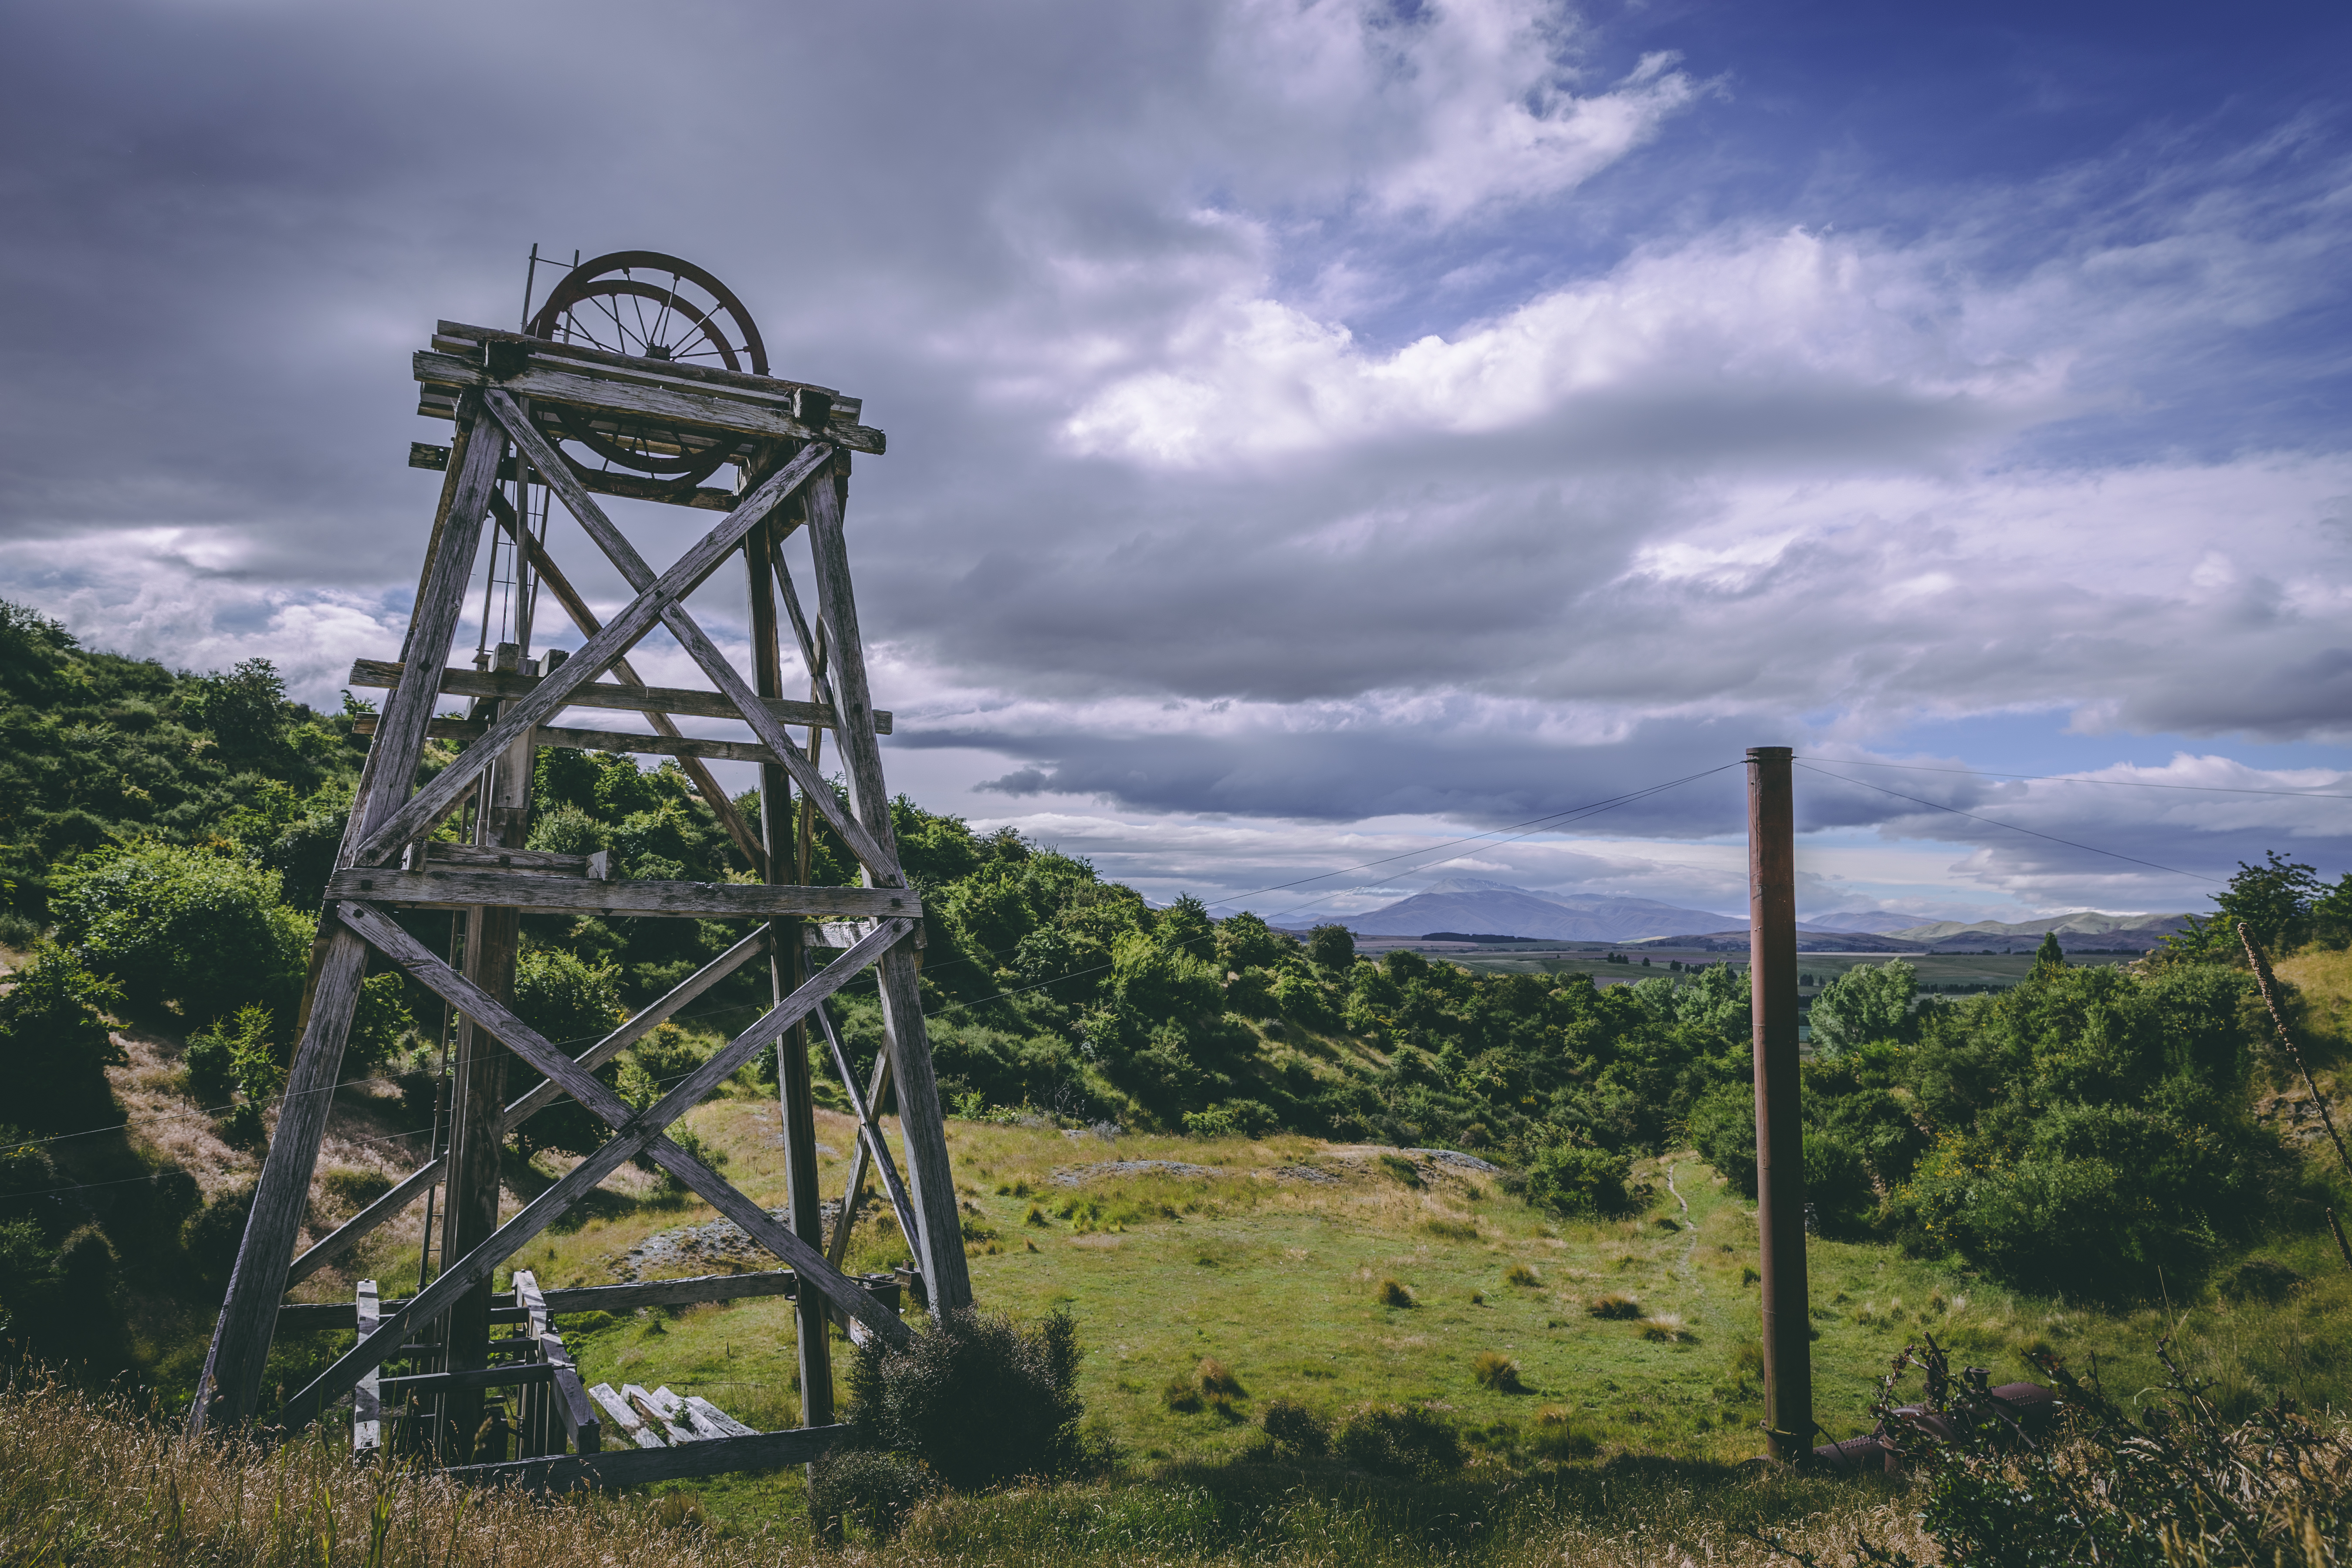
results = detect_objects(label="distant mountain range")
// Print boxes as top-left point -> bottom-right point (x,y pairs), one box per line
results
1295,879 -> 1740,942
1630,910 -> 2193,955
1250,877 -> 2193,950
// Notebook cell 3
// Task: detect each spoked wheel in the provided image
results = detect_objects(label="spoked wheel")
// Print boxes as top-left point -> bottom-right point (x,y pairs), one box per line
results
527,251 -> 770,488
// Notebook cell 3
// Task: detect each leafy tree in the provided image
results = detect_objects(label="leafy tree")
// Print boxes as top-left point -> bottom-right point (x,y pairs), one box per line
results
1307,923 -> 1355,973
182,659 -> 288,762
1809,960 -> 1918,1054
51,842 -> 311,1029
1215,911 -> 1292,972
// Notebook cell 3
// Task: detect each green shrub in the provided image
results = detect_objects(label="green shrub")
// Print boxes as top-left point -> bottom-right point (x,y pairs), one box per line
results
1182,1099 -> 1277,1139
1687,1081 -> 1757,1195
52,843 -> 310,1028
186,1003 -> 281,1107
807,1447 -> 937,1542
1521,1134 -> 1633,1217
842,1307 -> 1087,1490
1333,1402 -> 1465,1479
1261,1398 -> 1329,1456
0,1221 -> 130,1372
0,947 -> 124,1131
184,1186 -> 254,1284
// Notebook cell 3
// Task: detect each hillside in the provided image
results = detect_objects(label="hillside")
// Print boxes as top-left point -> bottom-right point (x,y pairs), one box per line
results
1885,910 -> 2190,950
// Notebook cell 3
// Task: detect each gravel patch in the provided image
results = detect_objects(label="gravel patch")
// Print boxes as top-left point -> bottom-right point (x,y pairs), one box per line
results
1405,1148 -> 1505,1174
1050,1159 -> 1212,1187
1274,1163 -> 1341,1184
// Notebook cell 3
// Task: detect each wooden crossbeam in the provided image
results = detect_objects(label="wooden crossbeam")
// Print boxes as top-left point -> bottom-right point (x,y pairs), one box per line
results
353,1280 -> 382,1457
443,1425 -> 850,1492
323,868 -> 914,920
814,999 -> 920,1264
432,320 -> 863,423
283,931 -> 772,1287
275,1268 -> 820,1331
480,392 -> 897,882
346,658 -> 890,734
274,910 -> 915,1438
355,715 -> 794,767
413,346 -> 887,455
351,441 -> 862,868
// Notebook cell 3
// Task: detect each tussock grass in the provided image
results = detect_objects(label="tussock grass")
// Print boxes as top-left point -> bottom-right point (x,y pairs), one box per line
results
1375,1278 -> 1416,1308
1587,1293 -> 1643,1320
1505,1263 -> 1542,1287
1470,1351 -> 1525,1393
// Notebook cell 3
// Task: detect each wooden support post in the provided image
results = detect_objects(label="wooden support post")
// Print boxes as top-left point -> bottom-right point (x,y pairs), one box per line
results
190,402 -> 504,1436
748,504 -> 835,1427
1746,745 -> 1811,1461
437,711 -> 532,1462
353,1280 -> 382,1459
804,460 -> 973,1314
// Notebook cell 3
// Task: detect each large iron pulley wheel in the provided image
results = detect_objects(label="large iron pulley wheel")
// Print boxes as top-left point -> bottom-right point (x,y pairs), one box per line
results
527,251 -> 770,488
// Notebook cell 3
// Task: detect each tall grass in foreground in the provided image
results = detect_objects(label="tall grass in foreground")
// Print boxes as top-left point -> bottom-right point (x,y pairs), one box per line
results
0,1375 -> 1914,1567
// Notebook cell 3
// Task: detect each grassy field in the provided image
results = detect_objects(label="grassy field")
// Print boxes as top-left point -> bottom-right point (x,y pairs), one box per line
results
281,1051 -> 2352,1537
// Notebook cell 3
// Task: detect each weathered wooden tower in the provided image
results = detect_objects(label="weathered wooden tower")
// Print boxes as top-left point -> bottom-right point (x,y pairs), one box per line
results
191,252 -> 969,1487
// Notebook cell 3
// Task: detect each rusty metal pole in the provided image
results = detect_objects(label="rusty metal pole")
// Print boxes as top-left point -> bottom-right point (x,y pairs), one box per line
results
1747,745 -> 1812,1461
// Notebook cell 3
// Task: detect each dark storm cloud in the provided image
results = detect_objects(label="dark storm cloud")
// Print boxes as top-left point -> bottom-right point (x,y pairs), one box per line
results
4,0 -> 2351,915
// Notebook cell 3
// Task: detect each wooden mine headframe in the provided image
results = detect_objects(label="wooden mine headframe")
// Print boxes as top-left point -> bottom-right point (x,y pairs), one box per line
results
190,253 -> 971,1488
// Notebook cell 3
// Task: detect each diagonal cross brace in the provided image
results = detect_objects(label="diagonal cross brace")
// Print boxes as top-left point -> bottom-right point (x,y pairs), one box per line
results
283,928 -> 772,1288
352,440 -> 876,869
276,905 -> 915,1436
482,390 -> 898,884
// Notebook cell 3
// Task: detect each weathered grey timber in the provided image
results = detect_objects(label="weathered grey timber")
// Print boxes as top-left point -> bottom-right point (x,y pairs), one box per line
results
272,911 -> 917,1441
414,347 -> 888,454
480,491 -> 768,875
202,277 -> 971,1491
433,320 -> 863,422
353,1280 -> 382,1457
444,1425 -> 852,1493
345,658 -> 890,732
480,392 -> 894,879
190,404 -> 504,1436
281,932 -> 771,1288
816,1001 -> 920,1268
350,439 -> 848,867
323,868 -> 915,919
276,1269 -> 813,1331
807,469 -> 975,1311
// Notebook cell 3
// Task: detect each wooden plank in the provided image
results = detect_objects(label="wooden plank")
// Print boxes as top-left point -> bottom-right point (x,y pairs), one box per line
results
378,1364 -> 559,1394
445,1425 -> 853,1492
274,897 -> 914,1436
433,319 -> 863,422
746,504 -> 836,1435
325,869 -> 914,920
480,393 -> 893,878
191,408 -> 503,1436
805,468 -> 975,1315
805,918 -> 923,950
286,1158 -> 439,1288
352,440 -> 838,867
816,1001 -> 920,1265
286,931 -> 765,1289
408,443 -> 743,512
683,1395 -> 761,1439
406,841 -> 598,876
629,1385 -> 700,1445
346,656 -> 891,733
416,348 -> 887,455
357,713 -> 795,765
481,494 -> 772,879
588,1384 -> 663,1449
274,1267 -> 859,1330
353,1280 -> 382,1456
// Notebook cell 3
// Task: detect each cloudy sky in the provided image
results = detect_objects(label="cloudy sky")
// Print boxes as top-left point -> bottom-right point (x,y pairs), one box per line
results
4,0 -> 2349,927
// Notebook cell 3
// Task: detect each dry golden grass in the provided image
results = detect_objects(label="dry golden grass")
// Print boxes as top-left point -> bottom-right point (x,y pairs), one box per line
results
0,1376 -> 1926,1568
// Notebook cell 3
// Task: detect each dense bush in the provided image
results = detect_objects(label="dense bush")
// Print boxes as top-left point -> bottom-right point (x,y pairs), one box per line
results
0,947 -> 124,1132
51,843 -> 310,1030
806,1447 -> 938,1541
1332,1402 -> 1465,1479
841,1306 -> 1087,1491
1886,960 -> 2282,1300
1518,1132 -> 1634,1216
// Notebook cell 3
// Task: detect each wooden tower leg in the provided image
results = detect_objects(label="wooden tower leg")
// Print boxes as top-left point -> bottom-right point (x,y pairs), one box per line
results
192,403 -> 506,1434
747,507 -> 835,1422
804,460 -> 973,1313
438,714 -> 533,1460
